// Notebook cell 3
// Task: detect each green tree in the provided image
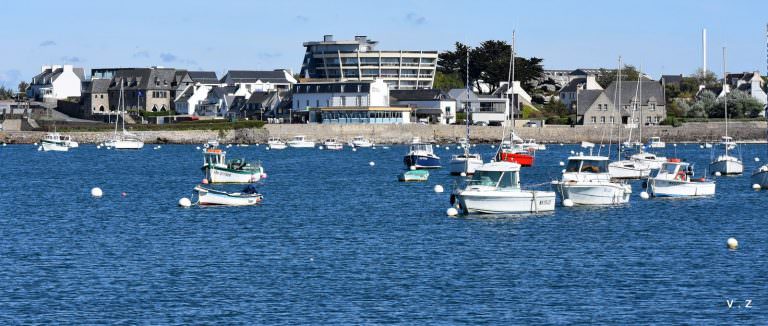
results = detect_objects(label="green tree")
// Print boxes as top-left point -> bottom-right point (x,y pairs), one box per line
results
0,86 -> 14,100
438,40 -> 543,94
18,81 -> 29,94
691,90 -> 717,118
692,68 -> 718,87
596,65 -> 640,88
540,99 -> 568,117
433,71 -> 464,91
711,90 -> 765,118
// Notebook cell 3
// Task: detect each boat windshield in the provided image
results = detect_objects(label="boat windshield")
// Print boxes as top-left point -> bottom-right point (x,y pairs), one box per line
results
469,170 -> 517,188
566,159 -> 608,173
660,163 -> 678,175
410,143 -> 433,153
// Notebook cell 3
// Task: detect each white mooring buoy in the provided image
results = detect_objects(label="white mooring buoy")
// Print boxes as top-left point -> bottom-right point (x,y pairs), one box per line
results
562,199 -> 574,207
640,191 -> 650,199
369,161 -> 375,166
434,185 -> 444,193
727,237 -> 739,250
178,197 -> 192,208
460,172 -> 467,177
91,187 -> 103,198
714,171 -> 722,177
752,184 -> 761,190
410,166 -> 416,171
446,207 -> 458,216
754,157 -> 760,162
559,161 -> 565,166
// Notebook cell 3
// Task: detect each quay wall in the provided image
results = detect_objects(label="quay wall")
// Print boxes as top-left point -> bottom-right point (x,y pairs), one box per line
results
0,122 -> 765,144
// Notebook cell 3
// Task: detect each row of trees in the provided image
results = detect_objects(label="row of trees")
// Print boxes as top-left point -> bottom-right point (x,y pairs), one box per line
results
435,41 -> 544,94
672,89 -> 765,119
0,81 -> 28,100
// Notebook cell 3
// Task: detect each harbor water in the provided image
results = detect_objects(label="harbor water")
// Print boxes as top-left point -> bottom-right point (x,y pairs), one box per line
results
0,143 -> 765,324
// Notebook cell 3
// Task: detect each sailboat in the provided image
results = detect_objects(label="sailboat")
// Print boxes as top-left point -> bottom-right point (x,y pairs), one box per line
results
449,54 -> 483,175
495,30 -> 535,167
751,97 -> 768,187
709,47 -> 743,175
609,63 -> 666,179
105,78 -> 144,150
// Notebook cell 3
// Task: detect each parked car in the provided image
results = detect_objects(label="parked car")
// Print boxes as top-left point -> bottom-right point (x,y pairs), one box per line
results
473,121 -> 488,126
525,121 -> 538,128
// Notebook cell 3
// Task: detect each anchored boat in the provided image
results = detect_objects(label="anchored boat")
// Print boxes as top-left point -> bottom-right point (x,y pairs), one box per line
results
41,132 -> 72,152
287,135 -> 315,148
403,138 -> 441,169
647,159 -> 715,197
349,136 -> 374,148
453,161 -> 555,214
202,148 -> 265,183
267,137 -> 287,149
322,138 -> 344,150
398,169 -> 429,182
194,184 -> 263,206
552,154 -> 631,205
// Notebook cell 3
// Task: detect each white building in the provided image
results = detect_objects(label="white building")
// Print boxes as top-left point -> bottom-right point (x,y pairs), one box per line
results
174,84 -> 214,115
220,70 -> 296,93
390,89 -> 456,124
27,65 -> 85,101
292,79 -> 411,124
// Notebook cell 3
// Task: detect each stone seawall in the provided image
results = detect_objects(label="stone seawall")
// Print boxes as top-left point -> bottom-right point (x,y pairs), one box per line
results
1,122 -> 765,144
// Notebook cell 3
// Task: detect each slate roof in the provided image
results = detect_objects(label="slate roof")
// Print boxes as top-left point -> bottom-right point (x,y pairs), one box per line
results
90,79 -> 111,93
247,91 -> 275,104
108,68 -> 177,91
447,88 -> 479,101
576,90 -> 604,115
560,78 -> 586,93
390,89 -> 447,101
221,70 -> 292,84
661,74 -> 683,85
188,71 -> 219,84
604,81 -> 664,108
31,67 -> 85,85
174,85 -> 196,102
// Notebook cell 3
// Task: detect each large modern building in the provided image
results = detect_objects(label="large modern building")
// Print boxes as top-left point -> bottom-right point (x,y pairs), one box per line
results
299,35 -> 437,90
293,79 -> 411,124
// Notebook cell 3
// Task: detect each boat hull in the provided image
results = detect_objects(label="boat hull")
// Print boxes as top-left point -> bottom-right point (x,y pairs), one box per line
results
323,143 -> 344,150
268,143 -> 286,149
552,182 -> 631,205
107,140 -> 144,150
403,154 -> 441,169
204,165 -> 263,183
456,190 -> 555,214
497,152 -> 534,167
751,170 -> 768,188
449,157 -> 484,175
287,142 -> 315,148
709,159 -> 743,175
41,141 -> 69,152
648,179 -> 715,197
195,186 -> 262,206
609,161 -> 650,179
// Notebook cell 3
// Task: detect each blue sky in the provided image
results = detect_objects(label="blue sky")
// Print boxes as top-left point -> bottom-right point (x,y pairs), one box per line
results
1,0 -> 766,88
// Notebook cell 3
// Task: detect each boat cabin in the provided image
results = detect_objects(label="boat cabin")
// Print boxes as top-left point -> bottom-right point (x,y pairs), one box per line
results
203,148 -> 226,166
409,143 -> 435,154
565,156 -> 609,174
468,162 -> 521,189
651,159 -> 695,181
292,135 -> 307,142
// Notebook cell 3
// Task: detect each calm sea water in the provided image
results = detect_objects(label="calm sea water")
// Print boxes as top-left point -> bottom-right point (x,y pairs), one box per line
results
0,142 -> 765,324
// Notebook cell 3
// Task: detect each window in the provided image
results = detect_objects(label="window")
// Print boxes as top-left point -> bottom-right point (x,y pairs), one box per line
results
316,100 -> 320,107
600,116 -> 605,124
590,116 -> 596,123
610,116 -> 615,124
650,103 -> 656,111
445,106 -> 451,113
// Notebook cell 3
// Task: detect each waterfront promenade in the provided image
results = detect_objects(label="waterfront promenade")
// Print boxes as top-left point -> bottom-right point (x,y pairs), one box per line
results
1,121 -> 765,145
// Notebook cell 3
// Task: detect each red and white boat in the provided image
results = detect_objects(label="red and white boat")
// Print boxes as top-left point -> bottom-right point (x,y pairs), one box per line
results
496,134 -> 535,167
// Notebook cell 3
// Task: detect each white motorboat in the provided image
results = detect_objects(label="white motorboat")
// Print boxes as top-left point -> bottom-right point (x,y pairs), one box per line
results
106,79 -> 144,150
751,165 -> 768,188
709,137 -> 743,175
609,151 -> 666,179
453,161 -> 555,214
322,138 -> 344,150
647,159 -> 715,197
205,139 -> 220,148
552,155 -> 631,205
647,136 -> 666,149
449,153 -> 484,175
287,135 -> 315,148
403,138 -> 441,169
194,184 -> 263,206
41,132 -> 70,152
350,136 -> 373,148
267,137 -> 286,150
202,147 -> 264,183
522,139 -> 546,151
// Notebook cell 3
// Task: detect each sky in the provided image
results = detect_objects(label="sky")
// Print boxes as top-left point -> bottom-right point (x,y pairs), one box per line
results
1,0 -> 767,88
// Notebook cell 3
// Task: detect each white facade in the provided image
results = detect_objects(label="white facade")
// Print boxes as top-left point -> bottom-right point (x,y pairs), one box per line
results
397,99 -> 456,124
292,79 -> 390,111
174,84 -> 213,115
28,65 -> 84,100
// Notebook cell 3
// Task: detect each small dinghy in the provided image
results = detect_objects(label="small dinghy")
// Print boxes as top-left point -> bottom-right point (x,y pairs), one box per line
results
194,184 -> 263,206
398,169 -> 429,182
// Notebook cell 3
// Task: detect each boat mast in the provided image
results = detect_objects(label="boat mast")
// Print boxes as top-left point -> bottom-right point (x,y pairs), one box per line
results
638,65 -> 643,150
114,78 -> 122,137
465,50 -> 471,158
608,56 -> 622,159
723,46 -> 729,156
510,30 -> 516,139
